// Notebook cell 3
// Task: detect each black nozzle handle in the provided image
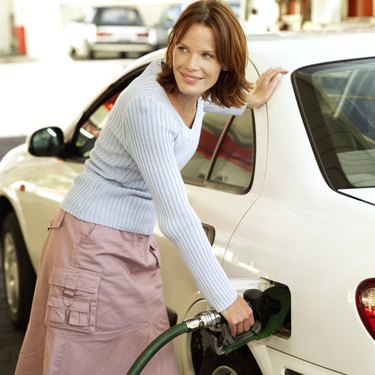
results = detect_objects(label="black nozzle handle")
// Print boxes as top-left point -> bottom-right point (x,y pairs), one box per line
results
243,289 -> 281,326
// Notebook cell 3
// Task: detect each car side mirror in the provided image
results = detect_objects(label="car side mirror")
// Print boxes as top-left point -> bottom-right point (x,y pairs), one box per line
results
28,127 -> 65,157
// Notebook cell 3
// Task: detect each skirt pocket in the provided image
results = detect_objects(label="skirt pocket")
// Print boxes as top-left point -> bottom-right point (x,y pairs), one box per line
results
45,265 -> 101,334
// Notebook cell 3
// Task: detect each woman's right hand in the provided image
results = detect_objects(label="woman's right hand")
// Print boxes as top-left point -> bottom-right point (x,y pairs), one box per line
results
220,296 -> 254,337
247,67 -> 288,109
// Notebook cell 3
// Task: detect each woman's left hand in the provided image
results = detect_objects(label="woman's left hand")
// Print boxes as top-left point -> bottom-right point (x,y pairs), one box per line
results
247,67 -> 288,109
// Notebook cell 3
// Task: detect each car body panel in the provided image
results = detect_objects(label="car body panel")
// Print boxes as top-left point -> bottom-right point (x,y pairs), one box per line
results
250,344 -> 347,375
340,188 -> 375,203
226,180 -> 375,373
0,147 -> 84,270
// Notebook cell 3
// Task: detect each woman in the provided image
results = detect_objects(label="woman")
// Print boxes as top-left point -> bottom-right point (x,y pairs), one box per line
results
15,1 -> 286,374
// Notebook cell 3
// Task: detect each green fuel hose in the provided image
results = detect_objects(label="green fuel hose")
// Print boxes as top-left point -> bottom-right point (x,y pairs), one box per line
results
127,322 -> 188,375
126,286 -> 290,375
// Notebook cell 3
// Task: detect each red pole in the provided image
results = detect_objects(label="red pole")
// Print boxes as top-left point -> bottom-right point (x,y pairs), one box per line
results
349,0 -> 373,17
13,25 -> 27,54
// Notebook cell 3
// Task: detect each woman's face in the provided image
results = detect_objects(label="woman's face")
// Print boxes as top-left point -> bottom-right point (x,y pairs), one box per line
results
172,23 -> 223,101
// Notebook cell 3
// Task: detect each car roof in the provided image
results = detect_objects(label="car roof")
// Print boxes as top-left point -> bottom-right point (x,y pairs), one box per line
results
90,2 -> 140,9
246,29 -> 375,72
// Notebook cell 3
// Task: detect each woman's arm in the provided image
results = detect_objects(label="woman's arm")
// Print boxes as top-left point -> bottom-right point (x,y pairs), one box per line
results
124,96 -> 238,312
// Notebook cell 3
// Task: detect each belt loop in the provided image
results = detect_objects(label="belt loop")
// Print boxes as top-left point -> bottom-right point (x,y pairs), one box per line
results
63,275 -> 78,298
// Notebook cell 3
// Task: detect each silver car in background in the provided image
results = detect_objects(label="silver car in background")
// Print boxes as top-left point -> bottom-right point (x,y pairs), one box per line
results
64,5 -> 157,59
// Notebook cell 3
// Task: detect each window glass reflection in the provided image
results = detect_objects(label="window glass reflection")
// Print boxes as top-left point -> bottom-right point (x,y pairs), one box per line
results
182,109 -> 255,191
210,110 -> 254,188
75,93 -> 119,157
295,59 -> 375,188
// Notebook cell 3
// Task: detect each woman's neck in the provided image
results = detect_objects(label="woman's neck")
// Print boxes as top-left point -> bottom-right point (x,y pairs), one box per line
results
168,92 -> 198,128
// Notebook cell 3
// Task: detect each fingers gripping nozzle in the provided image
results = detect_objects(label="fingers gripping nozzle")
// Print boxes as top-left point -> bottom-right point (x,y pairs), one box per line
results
209,288 -> 282,356
211,319 -> 262,356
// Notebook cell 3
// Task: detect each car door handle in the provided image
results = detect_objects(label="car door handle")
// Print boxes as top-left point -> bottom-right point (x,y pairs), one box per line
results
202,223 -> 215,245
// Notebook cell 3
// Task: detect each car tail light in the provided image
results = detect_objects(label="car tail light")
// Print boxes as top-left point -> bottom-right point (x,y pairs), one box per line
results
356,279 -> 375,339
97,32 -> 112,37
137,32 -> 149,38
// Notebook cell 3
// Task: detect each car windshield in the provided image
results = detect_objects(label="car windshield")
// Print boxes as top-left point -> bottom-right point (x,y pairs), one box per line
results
294,58 -> 375,189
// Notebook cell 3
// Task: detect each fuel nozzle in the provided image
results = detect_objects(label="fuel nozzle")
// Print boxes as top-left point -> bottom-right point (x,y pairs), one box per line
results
243,288 -> 281,326
209,287 -> 284,355
184,310 -> 222,331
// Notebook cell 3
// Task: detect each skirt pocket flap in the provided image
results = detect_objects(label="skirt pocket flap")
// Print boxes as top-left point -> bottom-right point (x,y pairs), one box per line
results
48,265 -> 101,294
68,300 -> 90,327
68,311 -> 89,327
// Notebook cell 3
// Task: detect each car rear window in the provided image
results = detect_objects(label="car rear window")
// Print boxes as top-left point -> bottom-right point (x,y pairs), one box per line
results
96,7 -> 144,26
293,58 -> 375,189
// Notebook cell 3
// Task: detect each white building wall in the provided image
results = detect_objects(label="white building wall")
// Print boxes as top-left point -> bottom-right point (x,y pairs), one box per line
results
23,0 -> 63,58
0,0 -> 13,53
312,0 -> 343,24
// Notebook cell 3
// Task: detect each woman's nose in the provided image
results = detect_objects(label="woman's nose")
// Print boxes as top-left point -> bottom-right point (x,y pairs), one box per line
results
185,54 -> 199,70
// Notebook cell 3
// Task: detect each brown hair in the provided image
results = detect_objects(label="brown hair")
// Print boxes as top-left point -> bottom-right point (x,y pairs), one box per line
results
157,0 -> 254,108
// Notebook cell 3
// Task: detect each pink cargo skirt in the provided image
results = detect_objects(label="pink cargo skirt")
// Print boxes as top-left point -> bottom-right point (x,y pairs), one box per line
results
15,209 -> 178,375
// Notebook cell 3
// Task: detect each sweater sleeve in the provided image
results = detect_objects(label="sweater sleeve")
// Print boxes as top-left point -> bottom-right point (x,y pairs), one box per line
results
203,100 -> 246,115
123,96 -> 237,312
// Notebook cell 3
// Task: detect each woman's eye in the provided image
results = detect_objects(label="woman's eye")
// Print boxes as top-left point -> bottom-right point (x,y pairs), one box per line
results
178,46 -> 188,53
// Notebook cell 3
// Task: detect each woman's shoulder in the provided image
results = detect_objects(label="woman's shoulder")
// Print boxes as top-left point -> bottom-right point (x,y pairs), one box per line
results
118,60 -> 166,103
132,60 -> 163,90
144,60 -> 163,75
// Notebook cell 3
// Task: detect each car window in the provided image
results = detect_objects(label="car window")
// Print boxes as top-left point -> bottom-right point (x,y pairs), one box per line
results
74,93 -> 119,158
294,58 -> 375,189
210,113 -> 254,187
181,108 -> 255,192
97,7 -> 144,26
159,4 -> 186,29
72,65 -> 147,158
181,112 -> 227,180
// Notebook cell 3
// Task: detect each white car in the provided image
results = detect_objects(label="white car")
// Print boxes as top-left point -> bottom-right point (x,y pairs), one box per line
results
64,5 -> 157,59
1,31 -> 375,374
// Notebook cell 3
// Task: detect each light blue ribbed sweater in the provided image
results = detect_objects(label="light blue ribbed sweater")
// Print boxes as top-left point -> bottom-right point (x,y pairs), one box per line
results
62,61 -> 240,312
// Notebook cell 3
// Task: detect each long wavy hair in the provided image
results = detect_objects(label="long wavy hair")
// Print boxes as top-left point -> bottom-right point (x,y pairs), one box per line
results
157,0 -> 254,108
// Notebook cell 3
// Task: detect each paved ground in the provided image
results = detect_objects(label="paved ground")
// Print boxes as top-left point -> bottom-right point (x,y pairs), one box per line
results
0,271 -> 25,375
0,137 -> 27,375
0,136 -> 26,159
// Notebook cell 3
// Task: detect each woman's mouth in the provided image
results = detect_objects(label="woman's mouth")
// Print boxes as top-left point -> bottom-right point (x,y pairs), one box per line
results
181,72 -> 202,83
